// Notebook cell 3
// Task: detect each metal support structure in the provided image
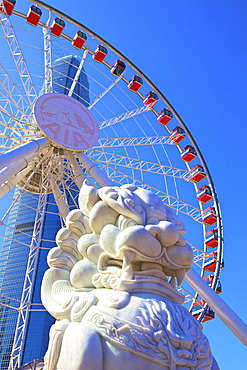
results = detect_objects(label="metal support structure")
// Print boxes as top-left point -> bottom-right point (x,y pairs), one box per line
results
185,268 -> 247,347
0,137 -> 48,170
49,176 -> 70,221
68,49 -> 88,97
0,163 -> 34,198
8,192 -> 49,370
90,149 -> 190,180
94,135 -> 170,149
0,11 -> 37,107
0,151 -> 39,187
0,64 -> 33,124
66,151 -> 86,189
88,72 -> 126,111
42,14 -> 53,94
98,104 -> 153,130
76,152 -> 114,187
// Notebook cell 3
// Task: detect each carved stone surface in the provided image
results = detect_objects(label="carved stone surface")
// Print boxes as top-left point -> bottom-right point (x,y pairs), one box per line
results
41,182 -> 218,370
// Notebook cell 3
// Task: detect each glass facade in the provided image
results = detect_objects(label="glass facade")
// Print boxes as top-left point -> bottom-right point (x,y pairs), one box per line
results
0,55 -> 89,368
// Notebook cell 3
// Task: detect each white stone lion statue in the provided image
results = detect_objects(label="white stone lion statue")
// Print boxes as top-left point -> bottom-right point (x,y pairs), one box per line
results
41,182 -> 219,370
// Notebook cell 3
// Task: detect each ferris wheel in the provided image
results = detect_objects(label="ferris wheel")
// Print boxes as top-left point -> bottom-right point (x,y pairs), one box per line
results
0,0 -> 225,368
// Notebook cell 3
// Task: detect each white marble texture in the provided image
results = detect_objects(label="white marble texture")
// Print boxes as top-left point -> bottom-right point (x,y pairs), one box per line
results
41,182 -> 219,369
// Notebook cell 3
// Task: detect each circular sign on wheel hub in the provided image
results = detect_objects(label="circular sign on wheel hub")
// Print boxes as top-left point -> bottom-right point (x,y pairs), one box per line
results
34,93 -> 99,151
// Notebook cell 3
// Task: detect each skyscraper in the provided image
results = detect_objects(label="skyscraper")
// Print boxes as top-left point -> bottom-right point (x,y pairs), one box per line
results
0,55 -> 90,369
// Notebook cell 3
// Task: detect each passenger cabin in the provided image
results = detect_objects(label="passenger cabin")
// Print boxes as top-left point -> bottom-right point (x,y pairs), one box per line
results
143,91 -> 158,106
2,0 -> 16,16
128,75 -> 143,92
72,31 -> 87,49
180,145 -> 197,162
191,299 -> 215,322
111,59 -> 126,76
202,206 -> 217,225
197,185 -> 213,203
26,6 -> 42,27
203,275 -> 222,294
92,45 -> 107,63
170,126 -> 186,143
157,108 -> 173,126
205,228 -> 218,248
189,165 -> 206,183
50,18 -> 65,37
204,251 -> 224,272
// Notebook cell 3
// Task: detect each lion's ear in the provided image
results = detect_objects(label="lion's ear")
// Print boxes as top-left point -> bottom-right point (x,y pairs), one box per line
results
78,180 -> 100,216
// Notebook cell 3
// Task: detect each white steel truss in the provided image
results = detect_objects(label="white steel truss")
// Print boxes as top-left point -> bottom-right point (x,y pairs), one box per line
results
0,10 -> 37,107
43,20 -> 53,94
96,161 -> 203,222
89,149 -> 191,180
68,49 -> 89,97
8,160 -> 51,370
88,72 -> 126,110
94,135 -> 171,148
98,104 -> 153,130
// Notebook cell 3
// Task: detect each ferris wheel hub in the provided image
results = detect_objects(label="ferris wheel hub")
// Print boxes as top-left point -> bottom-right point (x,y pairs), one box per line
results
34,93 -> 99,151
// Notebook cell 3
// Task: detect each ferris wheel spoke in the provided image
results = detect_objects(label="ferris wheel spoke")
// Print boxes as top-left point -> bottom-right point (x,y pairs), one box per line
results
42,19 -> 52,94
88,72 -> 126,111
0,146 -> 52,226
89,149 -> 190,180
68,49 -> 89,98
95,135 -> 171,148
0,64 -> 32,123
49,175 -> 70,221
75,152 -> 114,187
66,150 -> 86,189
98,104 -> 153,130
96,161 -> 202,222
0,13 -> 37,107
0,105 -> 35,136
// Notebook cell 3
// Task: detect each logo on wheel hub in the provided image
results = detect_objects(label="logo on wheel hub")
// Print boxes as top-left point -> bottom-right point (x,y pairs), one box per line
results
34,93 -> 99,151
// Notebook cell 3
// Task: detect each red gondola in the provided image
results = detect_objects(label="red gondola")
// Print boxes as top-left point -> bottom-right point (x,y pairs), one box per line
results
205,228 -> 218,248
143,91 -> 158,106
157,108 -> 173,126
170,126 -> 186,143
72,31 -> 87,49
2,0 -> 16,16
203,275 -> 222,294
202,206 -> 217,225
92,45 -> 107,63
26,5 -> 42,27
180,145 -> 197,162
204,251 -> 224,272
189,165 -> 206,183
50,18 -> 65,37
197,185 -> 213,203
128,75 -> 143,92
111,59 -> 126,76
191,299 -> 215,322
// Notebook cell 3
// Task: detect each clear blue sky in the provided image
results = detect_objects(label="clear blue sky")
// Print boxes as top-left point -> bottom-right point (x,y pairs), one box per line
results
2,0 -> 247,368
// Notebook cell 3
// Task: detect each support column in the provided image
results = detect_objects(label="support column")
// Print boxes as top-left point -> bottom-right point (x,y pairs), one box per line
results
50,176 -> 70,221
0,151 -> 40,188
76,152 -> 114,187
66,151 -> 86,189
185,268 -> 247,346
0,137 -> 48,170
0,162 -> 35,198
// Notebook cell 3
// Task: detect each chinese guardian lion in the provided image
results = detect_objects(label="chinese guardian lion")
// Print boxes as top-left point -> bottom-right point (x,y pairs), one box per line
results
41,182 -> 219,370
